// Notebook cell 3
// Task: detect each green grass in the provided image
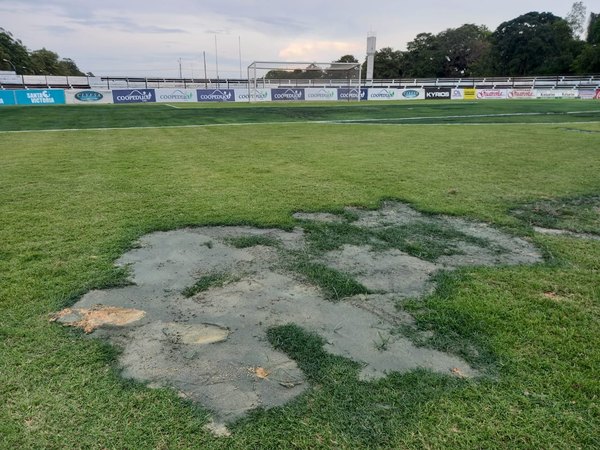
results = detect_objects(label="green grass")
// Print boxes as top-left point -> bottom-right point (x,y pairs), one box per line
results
511,194 -> 600,234
1,100 -> 600,448
182,273 -> 234,297
226,235 -> 280,248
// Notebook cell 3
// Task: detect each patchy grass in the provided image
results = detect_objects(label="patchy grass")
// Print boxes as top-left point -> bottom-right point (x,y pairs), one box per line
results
512,194 -> 600,234
182,273 -> 234,297
226,235 -> 280,249
1,102 -> 599,448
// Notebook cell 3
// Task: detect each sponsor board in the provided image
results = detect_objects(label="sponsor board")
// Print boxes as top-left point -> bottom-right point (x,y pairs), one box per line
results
271,88 -> 305,101
535,90 -> 558,99
554,90 -> 579,99
595,89 -> 600,100
155,88 -> 197,103
235,89 -> 270,102
305,88 -> 337,101
425,87 -> 451,100
0,90 -> 16,106
401,89 -> 424,100
508,89 -> 535,99
463,88 -> 476,100
476,89 -> 507,99
113,89 -> 156,104
337,88 -> 368,101
368,88 -> 399,101
451,89 -> 464,100
197,89 -> 235,102
15,89 -> 66,105
579,89 -> 596,100
66,90 -> 113,104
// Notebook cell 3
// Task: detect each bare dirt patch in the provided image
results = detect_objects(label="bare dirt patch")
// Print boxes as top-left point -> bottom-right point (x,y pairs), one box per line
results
52,306 -> 146,333
54,202 -> 542,424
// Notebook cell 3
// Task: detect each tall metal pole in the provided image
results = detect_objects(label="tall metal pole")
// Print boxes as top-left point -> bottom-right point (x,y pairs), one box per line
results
178,57 -> 182,79
2,58 -> 17,73
203,51 -> 208,87
238,36 -> 242,78
214,35 -> 219,80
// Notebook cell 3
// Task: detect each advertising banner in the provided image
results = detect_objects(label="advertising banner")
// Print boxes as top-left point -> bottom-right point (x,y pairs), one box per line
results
463,88 -> 476,100
305,88 -> 337,101
235,89 -> 270,102
595,89 -> 600,100
508,89 -> 535,99
197,89 -> 235,102
535,90 -> 558,99
15,89 -> 66,105
113,89 -> 156,103
66,90 -> 113,104
425,87 -> 451,100
579,89 -> 596,99
337,88 -> 368,101
401,89 -> 424,100
155,88 -> 197,103
553,90 -> 579,99
451,89 -> 464,100
0,90 -> 16,106
271,88 -> 305,101
368,88 -> 400,101
476,89 -> 507,100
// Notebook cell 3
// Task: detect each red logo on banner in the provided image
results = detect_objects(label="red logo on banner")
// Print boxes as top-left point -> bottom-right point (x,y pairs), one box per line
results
595,89 -> 600,100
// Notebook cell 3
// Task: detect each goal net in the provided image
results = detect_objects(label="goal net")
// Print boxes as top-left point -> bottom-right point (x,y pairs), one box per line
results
247,61 -> 362,102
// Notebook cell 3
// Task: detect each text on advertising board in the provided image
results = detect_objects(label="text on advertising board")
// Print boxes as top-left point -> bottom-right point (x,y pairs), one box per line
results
197,89 -> 235,102
15,89 -> 66,105
425,88 -> 451,100
271,88 -> 305,101
112,89 -> 156,103
337,88 -> 368,101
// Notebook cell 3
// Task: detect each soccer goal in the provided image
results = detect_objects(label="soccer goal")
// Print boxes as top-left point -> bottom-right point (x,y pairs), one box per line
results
247,61 -> 362,102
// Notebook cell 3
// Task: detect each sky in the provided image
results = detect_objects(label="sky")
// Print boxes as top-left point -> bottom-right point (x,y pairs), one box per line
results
0,0 -> 593,78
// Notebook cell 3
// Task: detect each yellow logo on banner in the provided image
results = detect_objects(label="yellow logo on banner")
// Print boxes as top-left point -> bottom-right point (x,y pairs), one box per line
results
464,88 -> 476,100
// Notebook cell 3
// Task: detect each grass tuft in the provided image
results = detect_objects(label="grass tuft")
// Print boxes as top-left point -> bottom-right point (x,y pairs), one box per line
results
182,273 -> 234,297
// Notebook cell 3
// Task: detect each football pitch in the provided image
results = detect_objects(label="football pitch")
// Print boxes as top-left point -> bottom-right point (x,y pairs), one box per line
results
1,100 -> 599,448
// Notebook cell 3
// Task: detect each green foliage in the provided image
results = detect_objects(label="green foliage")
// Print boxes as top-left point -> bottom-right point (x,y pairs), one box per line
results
587,12 -> 600,44
226,235 -> 279,248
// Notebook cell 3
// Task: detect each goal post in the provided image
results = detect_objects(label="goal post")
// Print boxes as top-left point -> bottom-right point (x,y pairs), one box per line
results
247,61 -> 362,102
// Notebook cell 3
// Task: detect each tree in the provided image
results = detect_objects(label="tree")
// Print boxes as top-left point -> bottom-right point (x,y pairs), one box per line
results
566,1 -> 587,38
587,12 -> 600,43
490,12 -> 581,75
336,54 -> 358,63
0,28 -> 32,74
367,47 -> 403,79
573,12 -> 600,73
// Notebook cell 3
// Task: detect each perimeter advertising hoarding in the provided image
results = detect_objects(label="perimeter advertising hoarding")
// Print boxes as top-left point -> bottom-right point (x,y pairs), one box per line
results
535,90 -> 558,99
463,88 -> 476,100
305,88 -> 337,101
451,89 -> 464,100
400,89 -> 424,100
66,90 -> 114,104
271,88 -> 305,101
112,89 -> 156,103
337,88 -> 368,101
197,89 -> 235,102
508,90 -> 535,99
14,89 -> 66,105
596,89 -> 600,100
234,89 -> 270,102
579,89 -> 596,99
155,88 -> 197,103
424,88 -> 451,100
476,89 -> 508,100
0,90 -> 16,106
368,88 -> 400,101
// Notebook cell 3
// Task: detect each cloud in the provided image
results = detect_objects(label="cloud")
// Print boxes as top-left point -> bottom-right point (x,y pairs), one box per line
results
279,41 -> 362,60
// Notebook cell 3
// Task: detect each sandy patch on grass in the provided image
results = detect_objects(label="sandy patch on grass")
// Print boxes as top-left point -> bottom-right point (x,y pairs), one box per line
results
55,202 -> 542,423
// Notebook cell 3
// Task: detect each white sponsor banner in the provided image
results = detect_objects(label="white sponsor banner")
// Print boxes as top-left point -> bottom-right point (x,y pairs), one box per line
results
400,88 -> 425,100
553,90 -> 579,99
368,88 -> 401,101
65,89 -> 114,104
451,89 -> 464,100
535,90 -> 558,99
508,89 -> 535,99
234,89 -> 270,102
476,89 -> 508,99
580,89 -> 596,100
155,88 -> 197,102
305,88 -> 337,101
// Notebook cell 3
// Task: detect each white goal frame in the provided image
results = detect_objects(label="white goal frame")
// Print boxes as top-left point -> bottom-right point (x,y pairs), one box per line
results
247,61 -> 362,102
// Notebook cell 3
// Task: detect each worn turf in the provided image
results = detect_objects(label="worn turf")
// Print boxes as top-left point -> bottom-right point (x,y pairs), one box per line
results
1,100 -> 599,448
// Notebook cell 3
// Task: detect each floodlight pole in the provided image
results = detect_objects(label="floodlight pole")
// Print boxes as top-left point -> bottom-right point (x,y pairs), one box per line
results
214,35 -> 219,80
3,58 -> 16,73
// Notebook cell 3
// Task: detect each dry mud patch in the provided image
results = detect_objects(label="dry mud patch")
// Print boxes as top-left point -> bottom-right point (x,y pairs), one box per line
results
55,202 -> 542,424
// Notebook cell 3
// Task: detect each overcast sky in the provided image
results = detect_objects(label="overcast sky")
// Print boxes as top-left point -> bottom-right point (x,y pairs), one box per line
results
1,0 -> 593,77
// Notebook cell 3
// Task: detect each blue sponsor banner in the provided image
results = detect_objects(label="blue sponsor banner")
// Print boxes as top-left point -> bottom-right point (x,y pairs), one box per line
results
197,89 -> 235,102
0,90 -> 16,106
337,88 -> 368,101
271,88 -> 305,101
14,89 -> 65,105
112,89 -> 156,104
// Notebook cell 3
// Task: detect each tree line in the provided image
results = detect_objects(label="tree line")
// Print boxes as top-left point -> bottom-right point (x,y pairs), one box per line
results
355,5 -> 599,78
0,27 -> 86,76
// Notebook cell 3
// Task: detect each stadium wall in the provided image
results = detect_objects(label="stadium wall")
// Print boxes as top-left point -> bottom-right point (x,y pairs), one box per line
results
1,87 -> 599,106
